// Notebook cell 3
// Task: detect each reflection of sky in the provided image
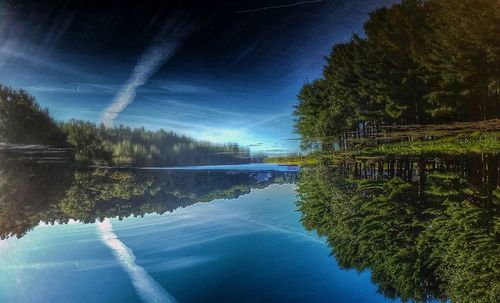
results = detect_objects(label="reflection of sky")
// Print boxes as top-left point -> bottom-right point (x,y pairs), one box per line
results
0,0 -> 394,153
0,184 -> 396,303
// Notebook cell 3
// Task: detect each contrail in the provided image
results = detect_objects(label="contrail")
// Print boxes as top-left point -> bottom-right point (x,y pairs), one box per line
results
236,0 -> 323,13
97,219 -> 178,303
101,26 -> 188,128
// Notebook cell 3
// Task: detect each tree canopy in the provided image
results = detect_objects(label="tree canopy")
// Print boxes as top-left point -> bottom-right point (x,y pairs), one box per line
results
0,85 -> 66,146
294,0 -> 500,148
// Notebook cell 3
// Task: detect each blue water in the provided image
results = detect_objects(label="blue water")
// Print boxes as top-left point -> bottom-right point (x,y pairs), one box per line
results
0,183 -> 395,302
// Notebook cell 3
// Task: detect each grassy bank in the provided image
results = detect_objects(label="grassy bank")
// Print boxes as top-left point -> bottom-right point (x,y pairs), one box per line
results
360,131 -> 499,156
266,131 -> 500,165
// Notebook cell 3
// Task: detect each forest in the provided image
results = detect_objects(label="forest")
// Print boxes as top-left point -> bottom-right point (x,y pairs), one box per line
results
0,84 -> 251,165
294,0 -> 500,149
296,155 -> 499,303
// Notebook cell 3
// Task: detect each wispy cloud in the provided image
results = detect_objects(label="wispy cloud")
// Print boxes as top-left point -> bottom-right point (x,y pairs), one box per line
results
0,41 -> 89,77
120,98 -> 291,129
120,105 -> 291,146
236,0 -> 323,14
23,83 -> 118,95
101,25 -> 191,128
114,98 -> 295,152
150,80 -> 213,95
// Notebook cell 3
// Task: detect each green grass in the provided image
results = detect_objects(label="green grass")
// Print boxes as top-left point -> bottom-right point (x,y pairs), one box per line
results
264,149 -> 350,165
264,154 -> 322,165
360,131 -> 500,156
266,131 -> 500,165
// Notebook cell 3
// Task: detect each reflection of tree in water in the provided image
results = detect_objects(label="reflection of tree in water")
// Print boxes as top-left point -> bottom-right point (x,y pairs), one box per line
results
297,154 -> 499,303
60,169 -> 292,223
0,159 -> 74,239
59,169 -> 160,223
0,156 -> 297,239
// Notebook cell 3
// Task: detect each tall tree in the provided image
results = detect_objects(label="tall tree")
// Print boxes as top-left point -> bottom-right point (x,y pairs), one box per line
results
422,0 -> 500,121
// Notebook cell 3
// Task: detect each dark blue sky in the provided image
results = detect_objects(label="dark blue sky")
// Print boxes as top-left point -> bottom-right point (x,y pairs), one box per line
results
0,0 -> 393,153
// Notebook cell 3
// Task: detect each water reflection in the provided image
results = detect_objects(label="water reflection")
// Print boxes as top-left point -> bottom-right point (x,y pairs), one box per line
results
0,154 -> 297,239
2,151 -> 499,302
297,154 -> 500,303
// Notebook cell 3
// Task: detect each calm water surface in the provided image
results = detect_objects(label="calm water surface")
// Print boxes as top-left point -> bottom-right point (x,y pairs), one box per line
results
0,161 -> 392,303
1,154 -> 498,302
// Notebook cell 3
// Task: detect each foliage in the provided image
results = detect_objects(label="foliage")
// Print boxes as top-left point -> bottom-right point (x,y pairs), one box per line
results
60,120 -> 250,165
294,78 -> 357,149
0,160 -> 73,239
296,156 -> 500,302
60,120 -> 111,163
294,0 -> 500,148
267,131 -> 500,164
0,85 -> 66,146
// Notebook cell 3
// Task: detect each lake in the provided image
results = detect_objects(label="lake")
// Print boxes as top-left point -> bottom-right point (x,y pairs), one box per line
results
0,154 -> 498,302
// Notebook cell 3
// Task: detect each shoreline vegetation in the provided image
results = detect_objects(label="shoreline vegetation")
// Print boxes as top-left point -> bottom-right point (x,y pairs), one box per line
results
0,85 -> 252,166
267,123 -> 500,165
276,0 -> 499,164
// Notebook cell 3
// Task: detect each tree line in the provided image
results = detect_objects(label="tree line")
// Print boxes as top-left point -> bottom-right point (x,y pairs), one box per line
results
0,84 -> 251,165
294,0 -> 500,149
61,120 -> 250,165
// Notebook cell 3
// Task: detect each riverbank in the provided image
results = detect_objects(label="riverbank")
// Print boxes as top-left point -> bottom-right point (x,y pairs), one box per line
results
267,131 -> 500,165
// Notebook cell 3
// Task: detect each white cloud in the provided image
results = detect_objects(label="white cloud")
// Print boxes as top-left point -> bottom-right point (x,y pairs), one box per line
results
101,43 -> 179,127
101,24 -> 191,128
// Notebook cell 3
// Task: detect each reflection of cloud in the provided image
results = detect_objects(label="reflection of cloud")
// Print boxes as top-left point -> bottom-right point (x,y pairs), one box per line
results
0,261 -> 74,270
240,217 -> 325,245
0,259 -> 116,272
146,256 -> 216,273
97,219 -> 177,303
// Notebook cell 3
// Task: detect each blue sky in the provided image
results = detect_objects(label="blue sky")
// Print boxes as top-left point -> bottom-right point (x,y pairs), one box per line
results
0,0 -> 393,153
